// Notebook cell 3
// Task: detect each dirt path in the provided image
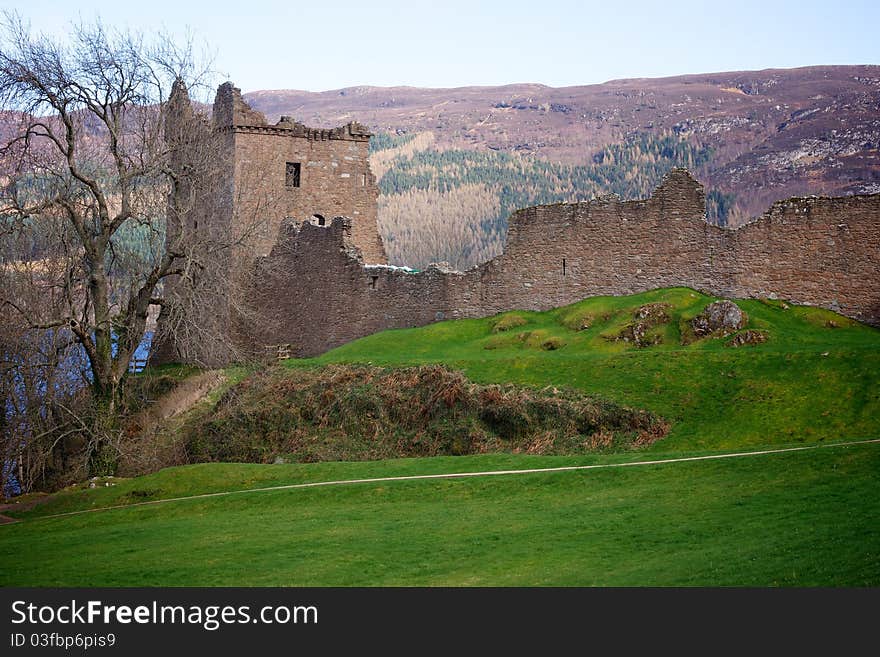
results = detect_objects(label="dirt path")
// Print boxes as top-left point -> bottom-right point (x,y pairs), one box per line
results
0,494 -> 49,524
6,438 -> 877,525
130,369 -> 226,435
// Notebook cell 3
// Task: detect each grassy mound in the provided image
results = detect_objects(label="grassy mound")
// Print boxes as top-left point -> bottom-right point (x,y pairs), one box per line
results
183,364 -> 667,463
300,287 -> 880,451
490,312 -> 529,333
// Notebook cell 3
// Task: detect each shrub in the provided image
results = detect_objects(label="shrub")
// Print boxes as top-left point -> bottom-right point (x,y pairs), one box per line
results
182,364 -> 668,464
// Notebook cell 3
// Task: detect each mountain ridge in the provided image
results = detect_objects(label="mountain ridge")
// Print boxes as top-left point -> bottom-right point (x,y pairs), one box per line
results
244,64 -> 880,220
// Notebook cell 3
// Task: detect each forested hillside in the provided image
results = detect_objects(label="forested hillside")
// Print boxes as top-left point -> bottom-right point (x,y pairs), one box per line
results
372,131 -> 733,269
248,65 -> 880,270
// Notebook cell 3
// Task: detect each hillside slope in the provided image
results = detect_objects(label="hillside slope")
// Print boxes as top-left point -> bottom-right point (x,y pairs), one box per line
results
246,65 -> 880,218
303,288 -> 880,451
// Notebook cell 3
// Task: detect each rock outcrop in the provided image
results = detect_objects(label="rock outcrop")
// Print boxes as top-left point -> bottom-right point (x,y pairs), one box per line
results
691,301 -> 748,337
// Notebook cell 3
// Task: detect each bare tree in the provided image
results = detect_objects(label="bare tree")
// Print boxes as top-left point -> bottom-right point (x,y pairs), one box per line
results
150,156 -> 266,369
0,239 -> 89,491
0,14 -> 227,475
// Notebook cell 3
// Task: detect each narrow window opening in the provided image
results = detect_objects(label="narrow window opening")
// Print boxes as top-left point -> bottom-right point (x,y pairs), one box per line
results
370,275 -> 378,290
361,173 -> 367,186
562,258 -> 567,277
286,162 -> 301,187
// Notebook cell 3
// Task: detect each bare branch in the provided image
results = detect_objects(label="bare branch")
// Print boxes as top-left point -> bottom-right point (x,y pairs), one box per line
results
0,11 -> 222,484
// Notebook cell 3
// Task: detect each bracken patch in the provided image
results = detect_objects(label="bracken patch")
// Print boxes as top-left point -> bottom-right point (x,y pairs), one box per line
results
182,364 -> 668,463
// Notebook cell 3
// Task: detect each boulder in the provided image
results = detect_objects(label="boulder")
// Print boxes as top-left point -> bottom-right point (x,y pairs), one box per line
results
691,300 -> 748,337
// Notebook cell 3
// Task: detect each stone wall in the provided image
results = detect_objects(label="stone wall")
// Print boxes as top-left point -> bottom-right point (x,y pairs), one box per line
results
152,82 -> 387,365
250,220 -> 453,358
216,83 -> 386,264
728,195 -> 880,322
247,169 -> 880,357
450,169 -> 719,316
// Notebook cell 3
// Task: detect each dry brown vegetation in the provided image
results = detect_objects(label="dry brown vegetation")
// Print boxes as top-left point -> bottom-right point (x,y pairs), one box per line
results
180,364 -> 668,464
378,183 -> 502,270
369,130 -> 436,181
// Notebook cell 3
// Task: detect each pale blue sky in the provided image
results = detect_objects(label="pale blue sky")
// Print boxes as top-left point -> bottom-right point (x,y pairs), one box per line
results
4,0 -> 879,93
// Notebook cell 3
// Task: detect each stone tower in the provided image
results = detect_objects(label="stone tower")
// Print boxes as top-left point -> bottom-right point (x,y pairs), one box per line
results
212,82 -> 386,263
152,81 -> 386,366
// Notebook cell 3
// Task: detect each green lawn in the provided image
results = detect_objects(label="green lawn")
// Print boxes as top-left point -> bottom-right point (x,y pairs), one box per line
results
299,288 -> 880,451
1,442 -> 878,586
2,287 -> 878,586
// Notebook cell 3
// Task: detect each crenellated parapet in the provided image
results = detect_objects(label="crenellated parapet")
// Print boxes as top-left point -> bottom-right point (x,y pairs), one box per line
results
272,117 -> 372,141
212,81 -> 371,141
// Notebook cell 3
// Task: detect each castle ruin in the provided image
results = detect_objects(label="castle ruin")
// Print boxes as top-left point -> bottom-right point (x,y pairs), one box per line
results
208,82 -> 386,264
155,83 -> 880,363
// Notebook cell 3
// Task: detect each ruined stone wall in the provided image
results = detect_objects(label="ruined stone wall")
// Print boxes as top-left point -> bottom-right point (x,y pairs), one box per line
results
152,82 -> 386,365
214,83 -> 385,264
150,82 -> 238,366
248,169 -> 880,358
450,169 -> 722,316
230,128 -> 383,262
729,195 -> 880,323
249,219 -> 454,356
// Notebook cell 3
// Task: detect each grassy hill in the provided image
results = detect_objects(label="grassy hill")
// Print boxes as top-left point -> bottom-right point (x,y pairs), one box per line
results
304,287 -> 880,451
1,287 -> 878,586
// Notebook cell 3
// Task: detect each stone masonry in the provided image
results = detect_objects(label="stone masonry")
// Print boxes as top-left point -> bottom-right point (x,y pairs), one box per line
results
246,169 -> 880,357
156,83 -> 880,363
211,81 -> 385,263
152,82 -> 385,364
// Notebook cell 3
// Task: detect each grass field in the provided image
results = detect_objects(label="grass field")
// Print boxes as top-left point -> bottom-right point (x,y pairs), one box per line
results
1,441 -> 878,586
1,287 -> 878,586
300,287 -> 880,451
